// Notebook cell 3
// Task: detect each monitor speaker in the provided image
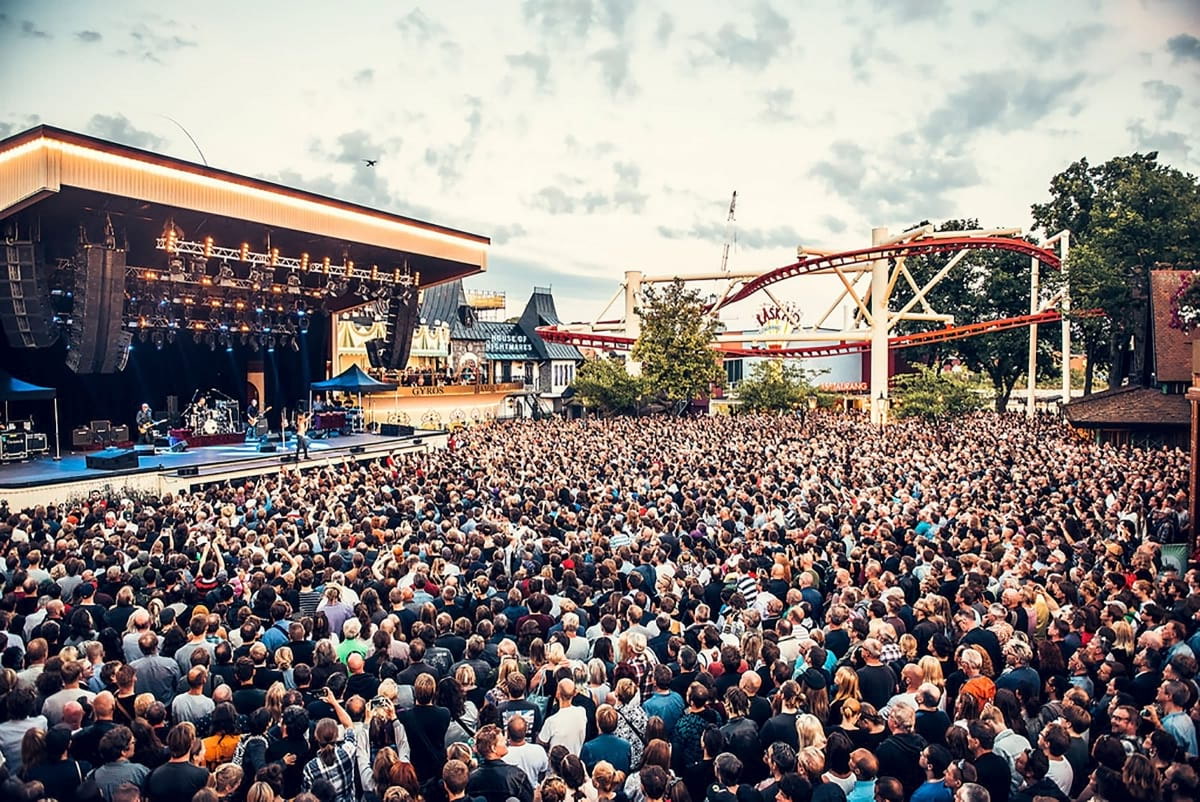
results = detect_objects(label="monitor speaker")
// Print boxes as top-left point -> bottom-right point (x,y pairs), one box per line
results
85,447 -> 138,470
0,241 -> 58,348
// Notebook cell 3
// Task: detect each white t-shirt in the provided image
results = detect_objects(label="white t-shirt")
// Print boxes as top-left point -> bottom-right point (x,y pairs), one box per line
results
538,706 -> 587,753
1046,756 -> 1073,796
503,741 -> 550,786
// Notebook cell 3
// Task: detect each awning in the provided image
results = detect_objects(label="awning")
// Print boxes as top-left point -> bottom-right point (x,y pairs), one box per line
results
310,364 -> 397,394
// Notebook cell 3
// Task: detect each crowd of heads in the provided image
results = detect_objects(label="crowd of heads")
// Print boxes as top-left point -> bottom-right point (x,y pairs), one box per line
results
0,411 -> 1192,802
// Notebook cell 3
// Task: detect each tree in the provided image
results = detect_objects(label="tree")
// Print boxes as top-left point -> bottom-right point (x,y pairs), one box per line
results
891,365 -> 984,420
573,356 -> 646,415
735,360 -> 821,412
632,278 -> 726,406
893,219 -> 1057,411
1032,153 -> 1200,391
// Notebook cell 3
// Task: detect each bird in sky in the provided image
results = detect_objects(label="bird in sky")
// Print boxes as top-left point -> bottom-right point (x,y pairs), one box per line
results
363,159 -> 378,167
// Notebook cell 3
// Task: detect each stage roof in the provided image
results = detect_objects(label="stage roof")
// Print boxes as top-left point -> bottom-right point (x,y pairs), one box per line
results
0,125 -> 488,288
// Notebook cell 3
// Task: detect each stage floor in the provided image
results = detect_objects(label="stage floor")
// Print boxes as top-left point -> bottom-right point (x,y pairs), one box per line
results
0,429 -> 444,502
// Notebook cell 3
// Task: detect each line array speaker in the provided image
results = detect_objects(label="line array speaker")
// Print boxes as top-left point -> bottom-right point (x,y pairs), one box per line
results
0,241 -> 58,348
67,245 -> 129,374
385,285 -> 420,370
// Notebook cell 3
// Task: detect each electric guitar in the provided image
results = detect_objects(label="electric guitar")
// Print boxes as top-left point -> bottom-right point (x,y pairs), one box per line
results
247,406 -> 273,427
137,418 -> 168,435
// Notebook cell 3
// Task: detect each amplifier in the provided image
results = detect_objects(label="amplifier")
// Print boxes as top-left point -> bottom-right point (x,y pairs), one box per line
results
1,432 -> 27,459
72,427 -> 93,448
25,432 -> 48,453
111,424 -> 130,442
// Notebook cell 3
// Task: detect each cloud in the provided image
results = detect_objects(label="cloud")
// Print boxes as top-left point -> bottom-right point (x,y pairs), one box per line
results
19,20 -> 50,39
1167,33 -> 1200,62
760,88 -> 796,122
809,138 -> 982,222
491,224 -> 528,245
317,129 -> 397,165
696,3 -> 794,71
848,30 -> 900,82
352,68 -> 374,85
75,30 -> 102,43
86,114 -> 166,150
657,221 -> 806,250
655,12 -> 674,45
870,0 -> 949,22
823,216 -> 848,235
396,8 -> 444,40
529,161 -> 646,215
592,47 -> 636,95
121,23 -> 197,63
919,71 -> 1087,146
421,96 -> 483,186
1143,80 -> 1182,118
1127,119 -> 1192,162
1021,24 -> 1107,63
507,51 -> 552,90
521,0 -> 634,40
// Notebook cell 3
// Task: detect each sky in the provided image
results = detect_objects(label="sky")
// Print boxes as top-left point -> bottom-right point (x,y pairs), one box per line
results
0,0 -> 1198,326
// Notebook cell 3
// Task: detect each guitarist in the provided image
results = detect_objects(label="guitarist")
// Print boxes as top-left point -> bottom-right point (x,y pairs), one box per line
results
246,399 -> 272,440
135,403 -> 157,444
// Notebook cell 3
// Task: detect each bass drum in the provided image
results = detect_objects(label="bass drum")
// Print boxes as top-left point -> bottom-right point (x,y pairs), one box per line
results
202,418 -> 220,435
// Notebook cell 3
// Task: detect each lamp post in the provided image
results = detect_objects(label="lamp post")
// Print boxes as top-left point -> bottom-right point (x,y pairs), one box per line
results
877,392 -> 888,428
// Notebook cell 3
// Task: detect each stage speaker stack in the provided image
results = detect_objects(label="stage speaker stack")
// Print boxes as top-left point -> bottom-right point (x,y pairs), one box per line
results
365,338 -> 388,368
0,241 -> 58,348
384,285 -> 420,370
67,245 -> 129,374
85,447 -> 138,470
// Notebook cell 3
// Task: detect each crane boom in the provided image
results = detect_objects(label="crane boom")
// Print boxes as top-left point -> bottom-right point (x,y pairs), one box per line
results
719,190 -> 737,272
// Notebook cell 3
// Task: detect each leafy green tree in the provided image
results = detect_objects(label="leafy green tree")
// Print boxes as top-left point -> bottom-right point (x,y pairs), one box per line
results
632,278 -> 726,405
1031,153 -> 1200,391
891,365 -> 984,420
735,360 -> 820,412
893,219 -> 1057,411
573,356 -> 646,415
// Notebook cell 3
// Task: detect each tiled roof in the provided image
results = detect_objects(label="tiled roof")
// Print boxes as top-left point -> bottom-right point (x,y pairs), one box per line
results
1150,269 -> 1196,383
1063,384 -> 1189,427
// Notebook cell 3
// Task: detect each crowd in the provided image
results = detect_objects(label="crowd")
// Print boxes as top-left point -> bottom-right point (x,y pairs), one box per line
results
0,411 -> 1193,802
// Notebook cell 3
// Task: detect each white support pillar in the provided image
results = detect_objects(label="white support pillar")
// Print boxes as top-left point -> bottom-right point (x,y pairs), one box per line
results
1027,256 -> 1039,418
870,227 -> 889,425
624,270 -> 643,375
1060,232 -> 1071,406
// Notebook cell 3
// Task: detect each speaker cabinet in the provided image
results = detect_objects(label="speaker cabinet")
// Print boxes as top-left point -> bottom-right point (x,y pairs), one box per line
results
85,447 -> 138,470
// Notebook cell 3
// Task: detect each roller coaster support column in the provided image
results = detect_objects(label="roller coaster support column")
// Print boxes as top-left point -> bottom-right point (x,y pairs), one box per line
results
625,270 -> 643,375
870,227 -> 889,426
1060,231 -> 1071,406
1028,256 -> 1039,418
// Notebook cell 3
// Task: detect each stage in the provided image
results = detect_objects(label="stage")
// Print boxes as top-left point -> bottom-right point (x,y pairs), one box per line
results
0,429 -> 447,508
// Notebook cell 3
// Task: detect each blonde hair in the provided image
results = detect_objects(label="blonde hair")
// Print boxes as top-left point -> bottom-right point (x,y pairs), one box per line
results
796,713 -> 827,750
1112,620 -> 1135,653
265,682 -> 286,725
592,761 -> 627,795
273,646 -> 294,671
833,666 -> 860,702
918,655 -> 944,688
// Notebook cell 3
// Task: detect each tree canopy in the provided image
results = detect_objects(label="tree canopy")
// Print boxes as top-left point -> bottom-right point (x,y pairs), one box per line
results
573,356 -> 646,416
632,278 -> 726,405
891,365 -> 984,420
1031,153 -> 1200,389
735,360 -> 823,413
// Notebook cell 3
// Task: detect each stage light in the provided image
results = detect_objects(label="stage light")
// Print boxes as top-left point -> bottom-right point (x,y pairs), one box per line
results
251,338 -> 260,353
287,273 -> 301,294
203,236 -> 213,258
206,332 -> 216,351
138,329 -> 148,343
290,337 -> 300,352
300,253 -> 309,271
322,256 -> 330,272
240,243 -> 249,262
268,335 -> 277,352
270,248 -> 279,267
167,330 -> 177,344
193,331 -> 202,344
299,316 -> 309,333
153,331 -> 164,350
165,224 -> 177,253
218,263 -> 236,286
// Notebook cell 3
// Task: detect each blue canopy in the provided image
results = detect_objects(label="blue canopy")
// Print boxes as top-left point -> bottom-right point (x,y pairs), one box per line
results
310,364 -> 396,393
0,369 -> 55,401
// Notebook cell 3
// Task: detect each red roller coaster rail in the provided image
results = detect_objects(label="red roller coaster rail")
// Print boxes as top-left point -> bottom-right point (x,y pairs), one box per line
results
536,308 -> 1102,360
712,236 -> 1062,310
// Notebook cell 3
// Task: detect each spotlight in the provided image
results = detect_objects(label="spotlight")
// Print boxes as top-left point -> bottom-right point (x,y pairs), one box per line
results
240,243 -> 249,262
203,236 -> 214,258
167,257 -> 186,281
153,331 -> 164,350
218,263 -> 236,286
287,273 -> 301,294
167,330 -> 177,345
268,335 -> 277,352
298,316 -> 310,333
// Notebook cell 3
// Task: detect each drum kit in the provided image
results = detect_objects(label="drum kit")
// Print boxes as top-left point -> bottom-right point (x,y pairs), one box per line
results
185,398 -> 240,436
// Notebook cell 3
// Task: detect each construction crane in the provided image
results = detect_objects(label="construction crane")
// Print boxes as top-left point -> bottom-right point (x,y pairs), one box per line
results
719,191 -> 737,272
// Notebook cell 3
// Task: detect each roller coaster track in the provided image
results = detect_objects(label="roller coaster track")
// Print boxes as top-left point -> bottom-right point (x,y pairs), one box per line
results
711,236 -> 1062,310
536,308 -> 1103,360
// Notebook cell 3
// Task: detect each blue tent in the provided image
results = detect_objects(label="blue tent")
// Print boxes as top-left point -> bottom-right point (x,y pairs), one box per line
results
310,364 -> 396,393
0,368 -> 61,459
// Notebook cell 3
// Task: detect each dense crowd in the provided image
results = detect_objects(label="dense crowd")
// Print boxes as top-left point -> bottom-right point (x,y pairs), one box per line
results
0,412 -> 1193,802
